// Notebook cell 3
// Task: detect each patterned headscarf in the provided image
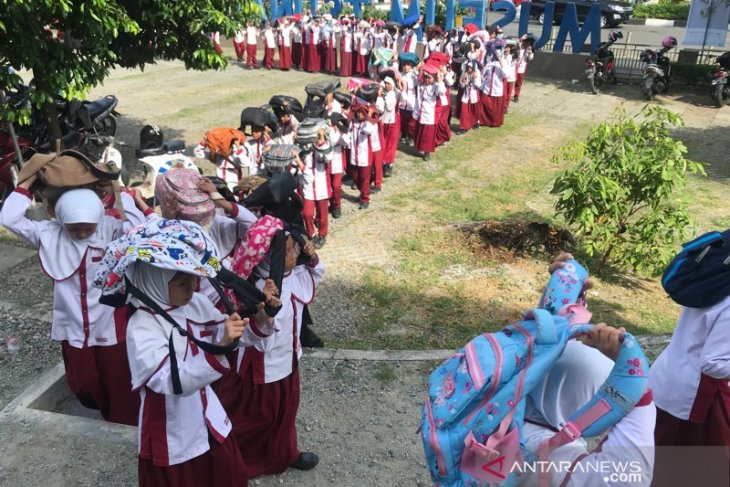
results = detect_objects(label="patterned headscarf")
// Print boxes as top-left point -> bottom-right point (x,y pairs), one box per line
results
93,218 -> 221,299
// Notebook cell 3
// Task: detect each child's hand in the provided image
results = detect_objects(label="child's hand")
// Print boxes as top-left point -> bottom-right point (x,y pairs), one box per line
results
302,239 -> 316,258
263,278 -> 280,300
548,252 -> 593,292
19,173 -> 38,189
576,323 -> 625,361
256,300 -> 278,324
197,178 -> 217,195
220,313 -> 246,346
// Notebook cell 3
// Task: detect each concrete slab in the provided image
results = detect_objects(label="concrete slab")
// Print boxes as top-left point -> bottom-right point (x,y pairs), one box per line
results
0,242 -> 34,273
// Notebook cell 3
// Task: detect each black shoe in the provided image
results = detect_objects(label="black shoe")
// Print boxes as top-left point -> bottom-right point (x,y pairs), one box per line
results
423,152 -> 431,161
504,108 -> 509,114
370,186 -> 381,193
359,201 -> 369,210
383,164 -> 393,177
312,236 -> 326,249
350,183 -> 358,190
300,325 -> 324,348
331,207 -> 341,219
290,452 -> 319,471
512,96 -> 519,103
473,123 -> 480,130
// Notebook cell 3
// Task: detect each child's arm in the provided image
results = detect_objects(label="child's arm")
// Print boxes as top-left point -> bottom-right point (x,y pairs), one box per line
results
699,307 -> 730,379
0,174 -> 42,248
198,177 -> 257,227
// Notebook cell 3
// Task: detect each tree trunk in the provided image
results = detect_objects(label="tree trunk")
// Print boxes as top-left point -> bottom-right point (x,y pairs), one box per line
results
31,67 -> 63,150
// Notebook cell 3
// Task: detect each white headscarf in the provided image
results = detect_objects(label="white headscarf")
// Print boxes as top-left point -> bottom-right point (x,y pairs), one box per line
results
39,189 -> 106,280
525,341 -> 614,430
126,261 -> 178,308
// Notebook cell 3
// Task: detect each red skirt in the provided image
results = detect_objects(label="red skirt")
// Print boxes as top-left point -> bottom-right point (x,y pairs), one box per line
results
480,94 -> 505,128
324,45 -> 337,73
415,123 -> 437,154
340,50 -> 353,76
459,101 -> 479,130
278,46 -> 292,70
220,362 -> 301,477
355,52 -> 368,75
382,116 -> 401,164
435,99 -> 452,146
61,333 -> 139,426
138,434 -> 247,487
306,42 -> 320,72
400,109 -> 416,140
292,42 -> 302,69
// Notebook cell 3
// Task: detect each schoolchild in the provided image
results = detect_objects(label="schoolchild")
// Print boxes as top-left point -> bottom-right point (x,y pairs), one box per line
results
275,107 -> 300,145
245,22 -> 259,69
292,17 -> 304,69
277,18 -> 294,70
263,22 -> 277,70
94,220 -> 279,487
295,128 -> 332,249
398,58 -> 419,143
211,31 -> 223,54
399,17 -> 422,54
220,218 -> 325,476
322,14 -> 338,75
306,18 -> 321,73
0,181 -> 149,425
378,77 -> 400,177
327,113 -> 351,219
502,42 -> 517,114
233,28 -> 246,62
458,60 -> 481,132
339,19 -> 354,77
513,34 -> 534,102
349,102 -> 377,209
435,64 -> 454,146
193,129 -> 250,191
479,46 -> 507,128
354,25 -> 372,76
413,65 -> 445,160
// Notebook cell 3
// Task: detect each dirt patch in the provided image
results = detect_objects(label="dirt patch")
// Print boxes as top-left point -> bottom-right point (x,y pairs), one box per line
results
456,220 -> 576,257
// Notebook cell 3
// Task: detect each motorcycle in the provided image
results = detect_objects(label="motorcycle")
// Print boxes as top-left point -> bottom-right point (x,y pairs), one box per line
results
710,52 -> 730,108
640,36 -> 677,101
585,30 -> 623,94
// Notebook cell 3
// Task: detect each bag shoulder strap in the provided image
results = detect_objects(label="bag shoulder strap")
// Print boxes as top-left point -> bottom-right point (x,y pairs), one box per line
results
62,149 -> 120,181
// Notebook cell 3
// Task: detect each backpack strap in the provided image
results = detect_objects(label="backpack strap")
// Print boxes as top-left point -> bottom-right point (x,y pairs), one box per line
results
523,309 -> 557,345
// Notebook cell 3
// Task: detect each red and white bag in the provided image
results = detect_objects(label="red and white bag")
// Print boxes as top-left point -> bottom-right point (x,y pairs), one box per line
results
154,168 -> 215,227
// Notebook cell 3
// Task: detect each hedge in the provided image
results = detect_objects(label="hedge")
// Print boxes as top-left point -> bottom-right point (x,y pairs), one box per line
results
633,0 -> 690,20
670,62 -> 716,86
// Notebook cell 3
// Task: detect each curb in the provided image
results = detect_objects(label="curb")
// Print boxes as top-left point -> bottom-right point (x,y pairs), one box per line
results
627,18 -> 687,27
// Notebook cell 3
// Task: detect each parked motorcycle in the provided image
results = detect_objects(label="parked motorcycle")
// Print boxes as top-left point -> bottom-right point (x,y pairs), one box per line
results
640,36 -> 677,101
711,52 -> 730,108
585,30 -> 623,94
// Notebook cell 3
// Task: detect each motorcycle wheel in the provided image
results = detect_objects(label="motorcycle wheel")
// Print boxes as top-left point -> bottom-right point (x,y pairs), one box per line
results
608,72 -> 618,85
95,115 -> 117,137
713,84 -> 724,108
643,80 -> 654,101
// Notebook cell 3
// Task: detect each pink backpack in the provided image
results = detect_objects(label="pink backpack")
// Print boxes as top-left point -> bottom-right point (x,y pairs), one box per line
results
154,168 -> 215,227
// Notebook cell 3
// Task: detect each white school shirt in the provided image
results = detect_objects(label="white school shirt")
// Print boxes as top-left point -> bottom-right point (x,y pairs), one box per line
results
193,141 -> 259,190
342,30 -> 353,52
460,71 -> 482,104
329,129 -> 350,175
379,90 -> 399,124
372,31 -> 385,50
236,258 -> 325,384
246,26 -> 258,45
0,189 -> 144,348
649,296 -> 730,421
278,25 -> 292,47
349,120 -> 376,167
517,401 -> 656,487
358,32 -> 373,55
309,25 -> 320,44
440,71 -> 455,104
425,39 -> 442,58
481,61 -> 506,97
279,116 -> 300,145
264,29 -> 276,48
293,25 -> 302,43
299,149 -> 332,201
128,293 -> 275,466
399,70 -> 418,111
401,24 -> 420,54
503,55 -> 517,82
414,82 -> 445,124
234,30 -> 245,43
517,47 -> 534,73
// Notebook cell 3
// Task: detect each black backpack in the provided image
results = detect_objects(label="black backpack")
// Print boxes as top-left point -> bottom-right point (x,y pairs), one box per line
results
357,83 -> 380,104
269,95 -> 303,120
661,230 -> 730,308
304,78 -> 341,98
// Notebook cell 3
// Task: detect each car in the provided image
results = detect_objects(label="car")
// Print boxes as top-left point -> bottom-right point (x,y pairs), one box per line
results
529,0 -> 634,28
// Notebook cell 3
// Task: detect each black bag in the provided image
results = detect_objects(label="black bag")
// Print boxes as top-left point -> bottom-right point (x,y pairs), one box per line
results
661,230 -> 730,308
305,78 -> 341,98
357,83 -> 380,104
333,91 -> 353,109
261,144 -> 300,177
240,107 -> 277,131
328,112 -> 350,133
303,99 -> 326,119
378,68 -> 397,82
296,118 -> 327,146
269,95 -> 303,119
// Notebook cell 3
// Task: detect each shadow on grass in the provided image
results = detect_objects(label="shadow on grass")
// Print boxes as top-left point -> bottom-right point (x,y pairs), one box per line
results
672,124 -> 730,180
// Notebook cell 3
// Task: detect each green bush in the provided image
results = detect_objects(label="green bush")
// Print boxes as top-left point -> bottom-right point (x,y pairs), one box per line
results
671,62 -> 716,86
633,0 -> 690,20
551,106 -> 705,276
361,5 -> 389,21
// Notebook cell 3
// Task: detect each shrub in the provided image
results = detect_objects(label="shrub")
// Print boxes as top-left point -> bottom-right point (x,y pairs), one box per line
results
671,62 -> 716,86
551,106 -> 705,276
633,0 -> 690,20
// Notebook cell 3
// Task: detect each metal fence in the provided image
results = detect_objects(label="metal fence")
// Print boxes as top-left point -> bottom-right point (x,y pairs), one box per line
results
540,38 -> 727,81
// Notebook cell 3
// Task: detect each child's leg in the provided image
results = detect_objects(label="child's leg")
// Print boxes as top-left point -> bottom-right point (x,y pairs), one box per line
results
61,341 -> 105,412
96,340 -> 140,426
357,165 -> 371,203
302,198 -> 316,238
315,199 -> 329,237
330,173 -> 342,209
371,150 -> 383,189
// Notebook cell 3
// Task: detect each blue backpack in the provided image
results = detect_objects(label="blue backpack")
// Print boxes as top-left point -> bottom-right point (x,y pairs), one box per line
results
420,263 -> 650,487
661,230 -> 730,308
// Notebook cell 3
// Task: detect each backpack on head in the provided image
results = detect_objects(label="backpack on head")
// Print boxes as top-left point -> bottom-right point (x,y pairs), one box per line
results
421,261 -> 650,487
261,144 -> 300,177
661,230 -> 730,308
296,118 -> 328,147
154,168 -> 215,227
203,128 -> 246,163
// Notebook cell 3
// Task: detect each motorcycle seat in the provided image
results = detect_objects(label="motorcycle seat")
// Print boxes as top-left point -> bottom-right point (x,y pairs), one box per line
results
83,95 -> 118,120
